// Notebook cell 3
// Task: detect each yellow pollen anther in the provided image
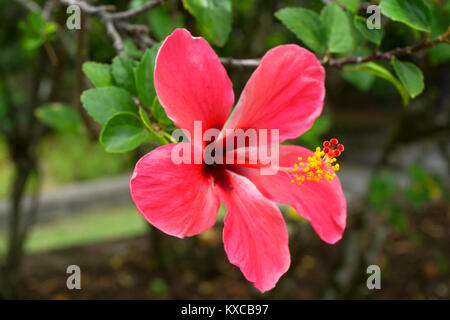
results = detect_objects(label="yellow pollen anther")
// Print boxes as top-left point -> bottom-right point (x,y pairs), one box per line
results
289,143 -> 343,186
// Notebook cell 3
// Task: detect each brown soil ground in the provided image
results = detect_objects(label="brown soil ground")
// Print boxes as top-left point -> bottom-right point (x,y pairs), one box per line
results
18,203 -> 449,300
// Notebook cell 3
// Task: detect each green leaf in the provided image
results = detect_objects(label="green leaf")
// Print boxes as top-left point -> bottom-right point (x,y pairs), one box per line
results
43,22 -> 57,36
353,16 -> 384,44
124,40 -> 144,60
112,56 -> 137,94
387,207 -> 408,233
139,107 -> 169,145
139,106 -> 153,131
29,12 -> 46,33
36,103 -> 82,134
81,87 -> 138,125
320,3 -> 354,54
100,112 -> 150,153
358,62 -> 410,105
341,68 -> 375,91
392,57 -> 424,98
341,47 -> 375,90
380,0 -> 431,32
368,172 -> 398,211
19,13 -> 57,51
275,7 -> 326,53
429,43 -> 450,65
148,7 -> 185,41
429,1 -> 450,38
82,62 -> 112,88
182,0 -> 232,47
148,7 -> 173,41
135,44 -> 160,109
151,97 -> 175,131
22,36 -> 44,51
337,0 -> 359,13
19,13 -> 44,35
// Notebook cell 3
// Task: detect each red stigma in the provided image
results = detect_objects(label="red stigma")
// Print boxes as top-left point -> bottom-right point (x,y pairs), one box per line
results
322,139 -> 344,158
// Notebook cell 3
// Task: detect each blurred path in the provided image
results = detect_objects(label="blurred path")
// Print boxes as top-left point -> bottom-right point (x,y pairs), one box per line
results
0,174 -> 133,230
0,164 -> 374,230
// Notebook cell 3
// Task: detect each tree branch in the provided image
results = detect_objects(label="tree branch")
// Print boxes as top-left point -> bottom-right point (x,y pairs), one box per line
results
108,0 -> 168,20
219,57 -> 261,68
61,0 -> 448,70
324,28 -> 450,68
105,19 -> 125,55
59,0 -> 167,55
221,29 -> 450,69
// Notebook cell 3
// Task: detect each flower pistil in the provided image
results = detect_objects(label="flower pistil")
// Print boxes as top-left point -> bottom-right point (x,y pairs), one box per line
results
290,138 -> 344,186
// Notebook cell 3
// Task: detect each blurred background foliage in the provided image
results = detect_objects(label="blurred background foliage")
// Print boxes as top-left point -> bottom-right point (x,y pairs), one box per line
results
0,0 -> 449,299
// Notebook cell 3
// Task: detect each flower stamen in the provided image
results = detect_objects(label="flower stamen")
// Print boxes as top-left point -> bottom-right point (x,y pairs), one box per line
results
290,138 -> 344,186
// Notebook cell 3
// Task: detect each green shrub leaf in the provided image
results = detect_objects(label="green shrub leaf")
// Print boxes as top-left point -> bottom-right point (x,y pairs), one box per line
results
182,0 -> 232,47
148,7 -> 186,41
380,0 -> 431,32
151,97 -> 175,131
353,16 -> 384,44
275,7 -> 326,53
36,103 -> 82,134
341,68 -> 376,91
100,112 -> 150,153
392,57 -> 424,98
112,56 -> 137,94
139,107 -> 169,145
82,62 -> 112,88
135,44 -> 160,109
81,87 -> 138,125
337,0 -> 359,13
320,3 -> 354,54
358,62 -> 410,105
429,43 -> 450,65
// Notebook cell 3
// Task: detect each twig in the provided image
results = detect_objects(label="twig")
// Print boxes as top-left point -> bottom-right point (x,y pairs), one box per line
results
60,0 -> 448,70
15,0 -> 41,12
43,40 -> 59,66
325,28 -> 450,68
75,11 -> 99,139
219,57 -> 261,68
42,0 -> 55,19
116,21 -> 150,33
108,0 -> 168,20
116,21 -> 157,48
221,29 -> 450,69
59,0 -> 167,55
105,19 -> 125,55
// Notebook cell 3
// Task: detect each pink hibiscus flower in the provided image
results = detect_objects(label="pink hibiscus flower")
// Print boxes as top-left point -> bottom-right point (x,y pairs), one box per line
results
130,29 -> 346,293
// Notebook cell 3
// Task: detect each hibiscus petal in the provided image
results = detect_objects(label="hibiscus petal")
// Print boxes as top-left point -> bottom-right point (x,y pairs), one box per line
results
154,28 -> 234,136
230,145 -> 346,244
216,170 -> 290,292
222,45 -> 325,145
130,143 -> 220,238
